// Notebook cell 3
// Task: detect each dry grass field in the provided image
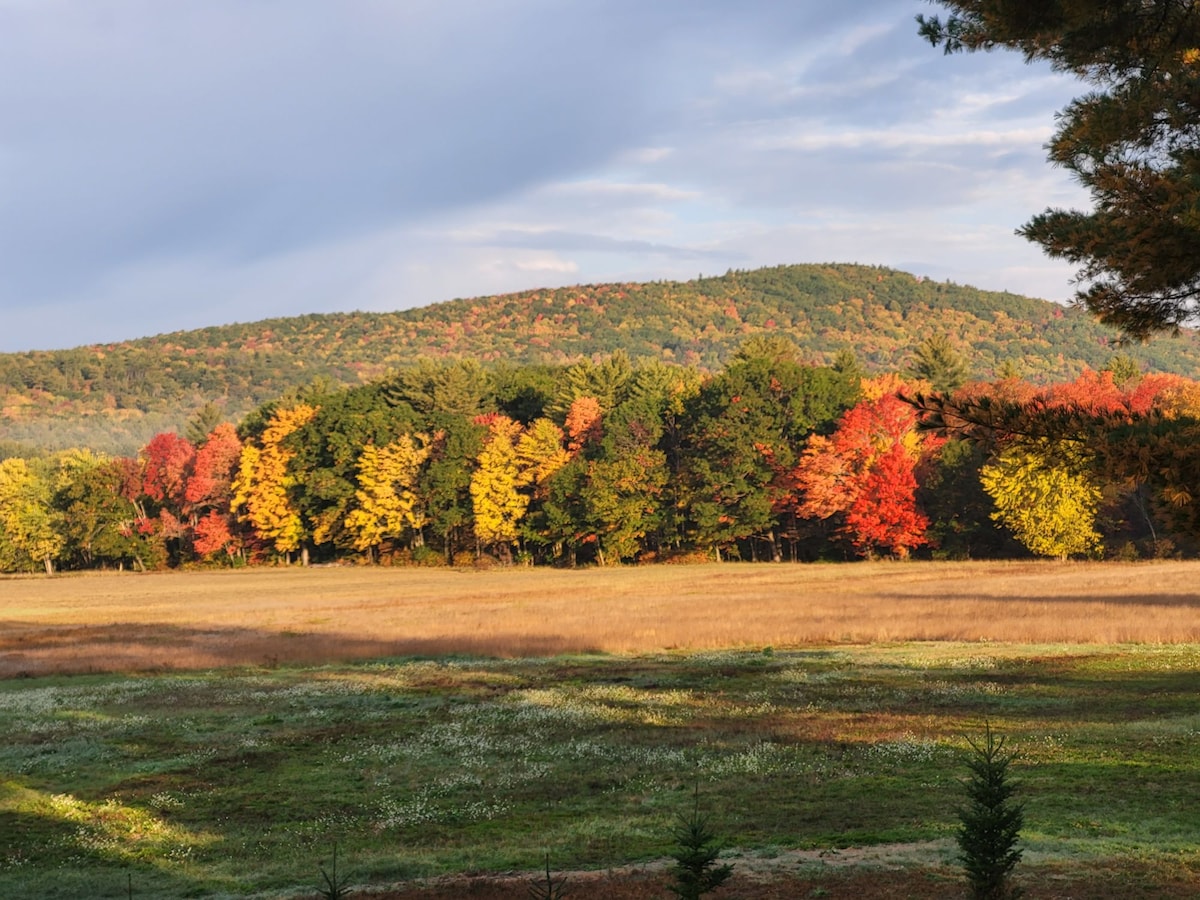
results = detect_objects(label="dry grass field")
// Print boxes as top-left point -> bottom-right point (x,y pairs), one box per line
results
3,559 -> 1200,677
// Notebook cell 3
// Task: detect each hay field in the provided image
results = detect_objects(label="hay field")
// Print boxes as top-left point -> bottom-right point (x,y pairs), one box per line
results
3,560 -> 1199,677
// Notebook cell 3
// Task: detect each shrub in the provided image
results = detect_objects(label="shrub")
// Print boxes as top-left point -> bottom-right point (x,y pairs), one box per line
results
411,545 -> 446,567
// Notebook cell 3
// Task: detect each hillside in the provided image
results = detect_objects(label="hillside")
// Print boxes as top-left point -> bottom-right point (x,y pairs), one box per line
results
4,263 -> 1200,454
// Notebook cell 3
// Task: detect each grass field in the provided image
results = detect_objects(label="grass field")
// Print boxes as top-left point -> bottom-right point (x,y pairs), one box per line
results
5,560 -> 1200,677
3,562 -> 1200,898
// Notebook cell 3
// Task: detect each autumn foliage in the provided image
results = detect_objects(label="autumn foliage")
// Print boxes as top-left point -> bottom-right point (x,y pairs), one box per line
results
794,382 -> 936,557
10,352 -> 1200,572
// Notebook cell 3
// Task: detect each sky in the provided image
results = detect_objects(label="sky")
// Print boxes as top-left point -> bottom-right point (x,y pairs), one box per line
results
0,0 -> 1092,353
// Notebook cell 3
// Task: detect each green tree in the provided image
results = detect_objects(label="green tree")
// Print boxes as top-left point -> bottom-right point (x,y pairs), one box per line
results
493,362 -> 562,424
549,351 -> 633,416
386,358 -> 494,419
286,383 -> 417,553
422,415 -> 487,563
668,788 -> 733,900
579,397 -> 668,565
1102,353 -> 1141,387
55,456 -> 155,571
731,333 -> 799,366
918,439 -> 1022,559
919,2 -> 1200,338
682,356 -> 857,560
958,723 -> 1024,900
908,334 -> 971,393
184,402 -> 226,446
534,455 -> 590,566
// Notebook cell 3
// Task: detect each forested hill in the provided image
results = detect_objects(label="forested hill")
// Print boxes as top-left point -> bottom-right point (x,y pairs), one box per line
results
5,263 -> 1200,454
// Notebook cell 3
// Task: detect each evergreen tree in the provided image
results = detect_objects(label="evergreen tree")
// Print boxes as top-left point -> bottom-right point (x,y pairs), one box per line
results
421,415 -> 487,562
184,402 -> 225,446
919,2 -> 1200,338
668,788 -> 733,900
908,334 -> 971,394
549,351 -> 633,416
958,722 -> 1024,900
386,358 -> 494,419
682,357 -> 857,560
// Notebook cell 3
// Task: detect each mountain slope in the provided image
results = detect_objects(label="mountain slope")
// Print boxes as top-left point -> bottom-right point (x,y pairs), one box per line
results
4,263 -> 1199,454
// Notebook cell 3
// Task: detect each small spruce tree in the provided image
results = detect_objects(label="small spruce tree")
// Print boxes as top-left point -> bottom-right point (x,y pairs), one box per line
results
528,851 -> 570,899
668,786 -> 733,899
958,722 -> 1024,900
317,842 -> 353,900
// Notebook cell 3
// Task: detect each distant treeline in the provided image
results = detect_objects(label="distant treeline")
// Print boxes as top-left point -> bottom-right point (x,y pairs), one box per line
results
3,337 -> 1199,574
5,263 -> 1200,456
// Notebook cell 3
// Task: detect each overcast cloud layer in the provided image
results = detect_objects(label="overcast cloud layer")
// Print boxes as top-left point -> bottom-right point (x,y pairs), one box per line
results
0,0 -> 1090,352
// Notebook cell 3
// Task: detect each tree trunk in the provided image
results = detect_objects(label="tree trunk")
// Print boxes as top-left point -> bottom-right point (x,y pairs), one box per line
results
43,555 -> 53,576
301,546 -> 310,567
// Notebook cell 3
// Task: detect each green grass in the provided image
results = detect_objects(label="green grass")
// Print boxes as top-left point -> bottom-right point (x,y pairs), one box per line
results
2,644 -> 1200,897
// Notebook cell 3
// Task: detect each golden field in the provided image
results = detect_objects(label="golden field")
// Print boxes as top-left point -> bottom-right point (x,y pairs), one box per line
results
2,560 -> 1199,677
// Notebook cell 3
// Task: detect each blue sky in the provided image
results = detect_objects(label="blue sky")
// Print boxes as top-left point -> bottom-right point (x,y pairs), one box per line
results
0,0 -> 1089,352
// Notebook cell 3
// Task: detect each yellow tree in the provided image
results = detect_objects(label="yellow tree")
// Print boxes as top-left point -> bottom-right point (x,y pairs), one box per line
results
980,441 -> 1102,560
516,418 -> 569,496
231,404 -> 317,561
0,458 -> 63,574
344,433 -> 431,557
470,415 -> 528,562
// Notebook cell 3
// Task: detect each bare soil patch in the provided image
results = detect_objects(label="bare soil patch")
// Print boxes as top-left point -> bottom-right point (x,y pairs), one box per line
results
4,560 -> 1200,677
317,847 -> 1200,899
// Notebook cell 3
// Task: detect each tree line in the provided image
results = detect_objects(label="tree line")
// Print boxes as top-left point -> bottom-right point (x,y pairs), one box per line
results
2,336 -> 1199,574
8,264 -> 1200,458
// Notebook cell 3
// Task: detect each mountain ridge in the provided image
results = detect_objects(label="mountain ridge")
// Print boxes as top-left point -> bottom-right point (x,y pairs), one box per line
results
4,263 -> 1199,455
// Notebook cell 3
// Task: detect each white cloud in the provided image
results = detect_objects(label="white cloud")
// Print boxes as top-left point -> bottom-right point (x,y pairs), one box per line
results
0,0 -> 1096,351
546,180 -> 700,202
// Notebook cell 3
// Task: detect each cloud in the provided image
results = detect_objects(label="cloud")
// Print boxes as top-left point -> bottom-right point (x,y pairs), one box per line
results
0,0 -> 1093,351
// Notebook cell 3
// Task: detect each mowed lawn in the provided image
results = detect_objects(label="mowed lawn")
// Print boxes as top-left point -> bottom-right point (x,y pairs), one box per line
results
4,560 -> 1200,676
2,562 -> 1200,898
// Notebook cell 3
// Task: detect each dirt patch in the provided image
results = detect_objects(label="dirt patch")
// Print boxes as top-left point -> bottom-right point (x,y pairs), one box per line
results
292,844 -> 1200,899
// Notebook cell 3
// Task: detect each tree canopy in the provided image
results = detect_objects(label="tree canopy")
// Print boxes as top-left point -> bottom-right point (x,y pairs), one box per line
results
919,1 -> 1200,338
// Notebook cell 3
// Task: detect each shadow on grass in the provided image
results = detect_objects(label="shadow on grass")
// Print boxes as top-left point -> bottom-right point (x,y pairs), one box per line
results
0,621 -> 595,678
891,591 -> 1200,608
